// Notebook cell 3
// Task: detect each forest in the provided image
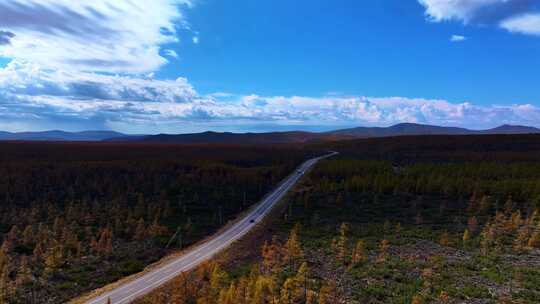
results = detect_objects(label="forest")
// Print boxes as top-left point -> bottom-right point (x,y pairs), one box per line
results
138,134 -> 540,304
0,142 -> 311,303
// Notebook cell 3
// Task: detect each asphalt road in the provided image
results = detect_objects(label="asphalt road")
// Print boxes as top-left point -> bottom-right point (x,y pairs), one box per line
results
84,151 -> 337,304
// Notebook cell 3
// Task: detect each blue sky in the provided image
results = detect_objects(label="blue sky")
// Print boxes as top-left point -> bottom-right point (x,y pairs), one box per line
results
164,0 -> 540,105
0,0 -> 539,133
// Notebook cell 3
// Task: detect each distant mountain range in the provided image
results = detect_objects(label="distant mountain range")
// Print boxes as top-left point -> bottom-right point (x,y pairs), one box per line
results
327,123 -> 540,137
0,130 -> 127,141
1,123 -> 539,143
115,131 -> 346,144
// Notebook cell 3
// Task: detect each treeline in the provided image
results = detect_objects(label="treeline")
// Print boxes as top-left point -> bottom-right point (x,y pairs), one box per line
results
0,142 -> 309,303
323,134 -> 540,163
313,159 -> 540,209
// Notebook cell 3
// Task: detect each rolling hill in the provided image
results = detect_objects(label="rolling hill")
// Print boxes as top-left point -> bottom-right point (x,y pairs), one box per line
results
2,124 -> 539,143
327,123 -> 540,138
0,130 -> 128,141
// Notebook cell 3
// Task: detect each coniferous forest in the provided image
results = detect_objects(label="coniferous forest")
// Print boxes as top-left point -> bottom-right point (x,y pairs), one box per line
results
137,135 -> 540,304
2,135 -> 540,303
0,142 -> 309,303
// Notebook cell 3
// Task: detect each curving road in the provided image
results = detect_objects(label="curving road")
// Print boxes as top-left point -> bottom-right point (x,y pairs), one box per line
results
84,152 -> 338,304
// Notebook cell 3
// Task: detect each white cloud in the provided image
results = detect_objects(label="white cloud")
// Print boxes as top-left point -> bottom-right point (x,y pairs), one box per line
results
418,0 -> 511,23
1,61 -> 538,133
192,36 -> 200,44
450,35 -> 467,42
165,49 -> 179,58
0,0 -> 191,73
501,13 -> 540,36
418,0 -> 540,37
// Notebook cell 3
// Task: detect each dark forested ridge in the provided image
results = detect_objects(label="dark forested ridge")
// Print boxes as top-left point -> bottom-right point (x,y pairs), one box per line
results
0,142 -> 311,303
1,124 -> 539,144
114,124 -> 540,144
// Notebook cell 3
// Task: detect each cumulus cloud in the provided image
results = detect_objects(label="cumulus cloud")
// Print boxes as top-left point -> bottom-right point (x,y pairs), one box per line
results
501,13 -> 540,36
418,0 -> 511,23
0,61 -> 538,133
450,34 -> 467,41
0,0 -> 191,73
418,0 -> 540,36
0,30 -> 15,45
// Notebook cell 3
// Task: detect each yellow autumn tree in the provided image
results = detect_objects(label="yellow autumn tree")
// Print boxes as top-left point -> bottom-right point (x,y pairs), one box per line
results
528,232 -> 540,249
284,225 -> 304,270
261,236 -> 282,274
514,226 -> 530,252
336,223 -> 349,263
318,281 -> 338,304
439,231 -> 451,247
294,262 -> 310,303
462,229 -> 471,248
253,276 -> 277,304
377,239 -> 390,263
280,278 -> 296,304
351,239 -> 367,266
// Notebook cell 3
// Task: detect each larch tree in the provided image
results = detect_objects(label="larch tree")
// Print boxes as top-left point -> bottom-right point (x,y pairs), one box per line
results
318,281 -> 338,304
528,232 -> 540,249
284,225 -> 303,271
294,262 -> 310,303
351,239 -> 367,266
462,229 -> 471,248
377,239 -> 390,263
336,222 -> 349,263
439,231 -> 451,247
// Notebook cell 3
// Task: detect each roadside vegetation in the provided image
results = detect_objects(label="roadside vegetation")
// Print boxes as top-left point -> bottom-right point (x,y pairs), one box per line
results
138,135 -> 540,304
0,142 -> 309,303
